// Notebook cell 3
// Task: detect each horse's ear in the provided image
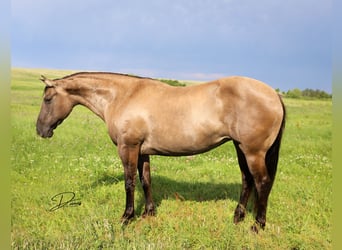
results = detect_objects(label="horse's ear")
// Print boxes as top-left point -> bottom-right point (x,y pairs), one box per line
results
40,75 -> 54,87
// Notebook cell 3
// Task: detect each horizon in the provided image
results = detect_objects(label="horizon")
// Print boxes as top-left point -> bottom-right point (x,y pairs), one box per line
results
12,66 -> 332,94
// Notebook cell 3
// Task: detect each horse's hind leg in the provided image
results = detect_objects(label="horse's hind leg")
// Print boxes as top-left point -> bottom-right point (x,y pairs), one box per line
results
137,154 -> 155,217
244,151 -> 273,232
233,141 -> 254,224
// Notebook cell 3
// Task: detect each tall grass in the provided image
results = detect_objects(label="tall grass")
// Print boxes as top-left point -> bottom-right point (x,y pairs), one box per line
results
11,68 -> 332,249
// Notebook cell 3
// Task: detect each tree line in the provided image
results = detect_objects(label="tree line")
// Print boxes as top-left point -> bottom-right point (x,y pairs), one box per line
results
159,78 -> 332,99
276,88 -> 332,99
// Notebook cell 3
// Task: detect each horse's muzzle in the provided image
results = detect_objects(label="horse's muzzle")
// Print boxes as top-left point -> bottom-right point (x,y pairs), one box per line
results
36,119 -> 62,138
36,125 -> 54,138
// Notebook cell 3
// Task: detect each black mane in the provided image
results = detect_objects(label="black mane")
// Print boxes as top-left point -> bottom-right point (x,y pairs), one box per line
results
55,71 -> 155,81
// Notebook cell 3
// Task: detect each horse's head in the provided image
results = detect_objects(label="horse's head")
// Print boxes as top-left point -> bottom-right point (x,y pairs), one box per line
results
36,76 -> 74,138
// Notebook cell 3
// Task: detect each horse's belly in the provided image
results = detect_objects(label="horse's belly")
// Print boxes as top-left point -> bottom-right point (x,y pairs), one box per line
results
140,132 -> 231,156
138,94 -> 230,155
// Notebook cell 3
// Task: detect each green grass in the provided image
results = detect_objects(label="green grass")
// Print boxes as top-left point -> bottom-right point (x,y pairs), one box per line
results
11,68 -> 332,249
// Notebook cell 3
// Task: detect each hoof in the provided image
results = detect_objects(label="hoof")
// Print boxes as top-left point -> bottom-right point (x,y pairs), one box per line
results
142,208 -> 156,218
121,216 -> 134,225
251,223 -> 259,233
251,221 -> 265,233
121,211 -> 135,225
233,204 -> 246,224
142,203 -> 156,218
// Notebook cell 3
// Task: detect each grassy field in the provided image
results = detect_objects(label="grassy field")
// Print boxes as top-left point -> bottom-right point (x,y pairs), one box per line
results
11,68 -> 332,249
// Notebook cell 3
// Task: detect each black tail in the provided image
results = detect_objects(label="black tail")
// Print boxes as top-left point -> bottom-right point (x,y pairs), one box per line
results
265,95 -> 286,183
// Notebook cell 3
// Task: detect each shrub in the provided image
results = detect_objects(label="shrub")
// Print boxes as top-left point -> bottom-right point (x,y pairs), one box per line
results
160,79 -> 186,87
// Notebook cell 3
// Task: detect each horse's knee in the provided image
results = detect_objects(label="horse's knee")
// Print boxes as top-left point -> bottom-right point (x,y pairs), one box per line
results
125,178 -> 136,192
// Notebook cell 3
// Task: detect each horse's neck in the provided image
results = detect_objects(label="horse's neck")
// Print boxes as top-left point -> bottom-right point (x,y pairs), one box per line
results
67,81 -> 116,121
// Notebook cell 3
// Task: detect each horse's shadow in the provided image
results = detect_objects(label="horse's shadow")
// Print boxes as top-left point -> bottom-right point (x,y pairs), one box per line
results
90,171 -> 243,216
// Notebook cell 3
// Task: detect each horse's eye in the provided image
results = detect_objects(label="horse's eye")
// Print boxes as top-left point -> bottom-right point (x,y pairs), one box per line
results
44,97 -> 53,104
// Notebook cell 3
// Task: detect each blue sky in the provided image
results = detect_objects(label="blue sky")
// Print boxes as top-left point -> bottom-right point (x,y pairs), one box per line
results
11,0 -> 332,92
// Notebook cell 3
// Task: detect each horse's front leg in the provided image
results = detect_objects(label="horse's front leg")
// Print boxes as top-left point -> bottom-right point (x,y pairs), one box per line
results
118,144 -> 140,224
138,154 -> 155,217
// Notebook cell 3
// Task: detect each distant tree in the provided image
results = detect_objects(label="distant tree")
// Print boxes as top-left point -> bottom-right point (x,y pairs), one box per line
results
286,88 -> 302,98
302,88 -> 313,97
301,88 -> 331,98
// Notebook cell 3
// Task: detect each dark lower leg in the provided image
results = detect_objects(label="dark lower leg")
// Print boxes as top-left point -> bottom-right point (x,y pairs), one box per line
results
138,155 -> 155,217
242,150 -> 273,233
251,177 -> 273,232
233,141 -> 253,224
234,172 -> 254,223
119,144 -> 139,223
122,174 -> 136,222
